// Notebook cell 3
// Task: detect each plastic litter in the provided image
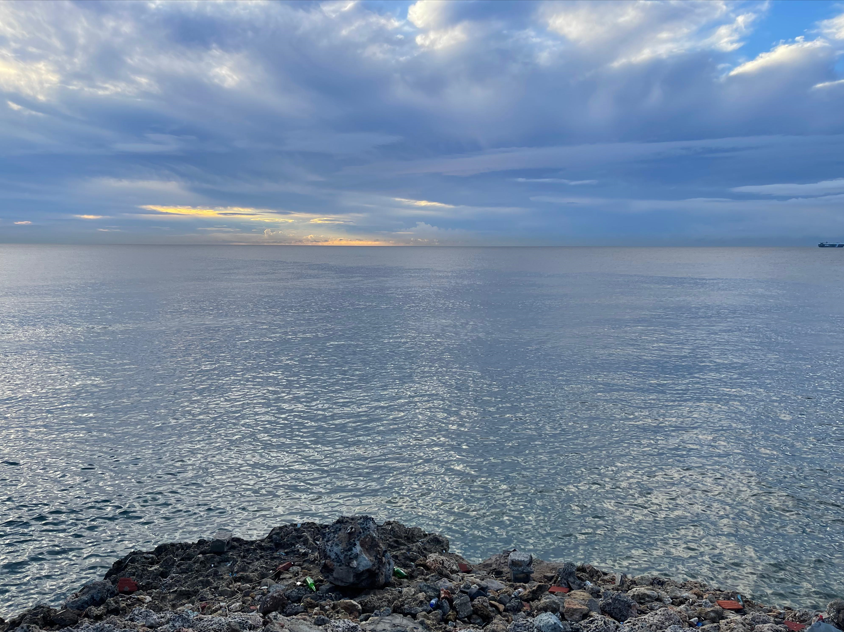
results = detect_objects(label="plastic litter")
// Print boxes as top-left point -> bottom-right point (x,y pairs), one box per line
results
305,576 -> 316,592
393,567 -> 408,579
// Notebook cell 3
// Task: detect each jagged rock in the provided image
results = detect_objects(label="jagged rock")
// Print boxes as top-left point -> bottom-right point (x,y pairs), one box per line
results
336,600 -> 363,617
510,617 -> 534,632
580,614 -> 621,632
425,555 -> 459,577
209,530 -> 233,554
555,564 -> 584,591
281,618 -> 324,632
453,594 -> 473,620
601,591 -> 637,622
362,614 -> 426,632
744,614 -> 774,627
827,600 -> 844,631
506,598 -> 525,613
623,608 -> 684,632
126,608 -> 162,628
627,588 -> 659,605
472,597 -> 495,622
50,610 -> 80,628
564,600 -> 590,622
320,517 -> 394,589
64,582 -> 117,612
326,621 -> 362,632
534,613 -> 565,632
509,552 -> 534,583
258,589 -> 289,616
537,595 -> 564,614
567,591 -> 600,613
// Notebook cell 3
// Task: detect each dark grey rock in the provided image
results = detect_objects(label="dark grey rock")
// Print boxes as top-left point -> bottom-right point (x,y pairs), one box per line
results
127,608 -> 162,628
258,590 -> 289,616
534,613 -> 565,632
509,552 -> 534,583
579,614 -> 620,632
627,588 -> 659,604
509,617 -> 534,632
622,608 -> 683,632
438,599 -> 451,617
64,581 -> 117,612
556,563 -> 584,591
209,530 -> 233,554
361,614 -> 426,632
827,600 -> 844,631
600,591 -> 637,622
50,610 -> 80,628
506,598 -> 525,613
467,585 -> 486,601
453,594 -> 473,620
320,516 -> 393,589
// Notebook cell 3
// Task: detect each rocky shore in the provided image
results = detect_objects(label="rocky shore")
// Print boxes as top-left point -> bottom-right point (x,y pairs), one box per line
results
2,517 -> 842,632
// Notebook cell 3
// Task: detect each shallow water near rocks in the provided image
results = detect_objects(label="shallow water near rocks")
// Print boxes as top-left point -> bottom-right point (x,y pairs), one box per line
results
1,245 -> 843,617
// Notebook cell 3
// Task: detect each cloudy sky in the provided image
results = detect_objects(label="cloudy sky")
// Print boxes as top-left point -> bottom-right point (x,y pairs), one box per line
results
2,0 -> 844,245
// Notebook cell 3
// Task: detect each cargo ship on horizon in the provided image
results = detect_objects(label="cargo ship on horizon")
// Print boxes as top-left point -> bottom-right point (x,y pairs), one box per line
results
818,242 -> 844,247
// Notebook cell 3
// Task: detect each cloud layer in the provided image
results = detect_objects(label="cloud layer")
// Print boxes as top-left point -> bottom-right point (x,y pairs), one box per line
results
1,0 -> 844,245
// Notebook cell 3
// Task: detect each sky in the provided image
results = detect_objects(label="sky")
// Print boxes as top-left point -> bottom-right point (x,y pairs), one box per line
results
2,0 -> 844,246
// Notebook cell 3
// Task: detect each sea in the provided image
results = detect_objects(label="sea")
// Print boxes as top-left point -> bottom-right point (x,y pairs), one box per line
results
1,245 -> 842,617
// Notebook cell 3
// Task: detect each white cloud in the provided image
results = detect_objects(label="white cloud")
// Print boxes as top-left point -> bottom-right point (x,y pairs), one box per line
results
732,178 -> 844,197
819,11 -> 844,40
541,1 -> 762,66
515,178 -> 597,185
728,37 -> 831,76
813,79 -> 844,90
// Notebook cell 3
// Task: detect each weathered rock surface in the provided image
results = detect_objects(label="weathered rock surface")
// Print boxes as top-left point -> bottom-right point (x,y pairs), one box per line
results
533,613 -> 564,632
600,591 -> 637,622
0,518 -> 837,632
64,582 -> 117,612
320,516 -> 393,589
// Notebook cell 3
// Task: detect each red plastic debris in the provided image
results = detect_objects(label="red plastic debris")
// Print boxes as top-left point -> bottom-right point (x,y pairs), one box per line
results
549,586 -> 570,594
458,563 -> 471,573
717,601 -> 743,611
785,623 -> 807,631
276,562 -> 293,572
117,578 -> 139,594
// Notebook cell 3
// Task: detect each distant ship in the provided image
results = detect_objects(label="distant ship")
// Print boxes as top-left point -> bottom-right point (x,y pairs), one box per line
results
818,242 -> 844,247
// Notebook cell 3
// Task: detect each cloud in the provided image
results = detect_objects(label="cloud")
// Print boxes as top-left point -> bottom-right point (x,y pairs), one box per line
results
813,79 -> 844,90
731,178 -> 844,197
2,2 -> 844,245
819,11 -> 844,40
728,37 -> 831,76
541,1 -> 763,66
515,178 -> 597,185
13,220 -> 32,225
393,197 -> 455,208
138,205 -> 359,227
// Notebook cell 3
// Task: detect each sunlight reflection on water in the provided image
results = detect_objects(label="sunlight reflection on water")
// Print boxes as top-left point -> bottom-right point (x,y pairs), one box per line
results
1,246 -> 843,616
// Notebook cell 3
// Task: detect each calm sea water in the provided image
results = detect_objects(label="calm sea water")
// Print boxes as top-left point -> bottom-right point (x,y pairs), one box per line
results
1,246 -> 843,617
